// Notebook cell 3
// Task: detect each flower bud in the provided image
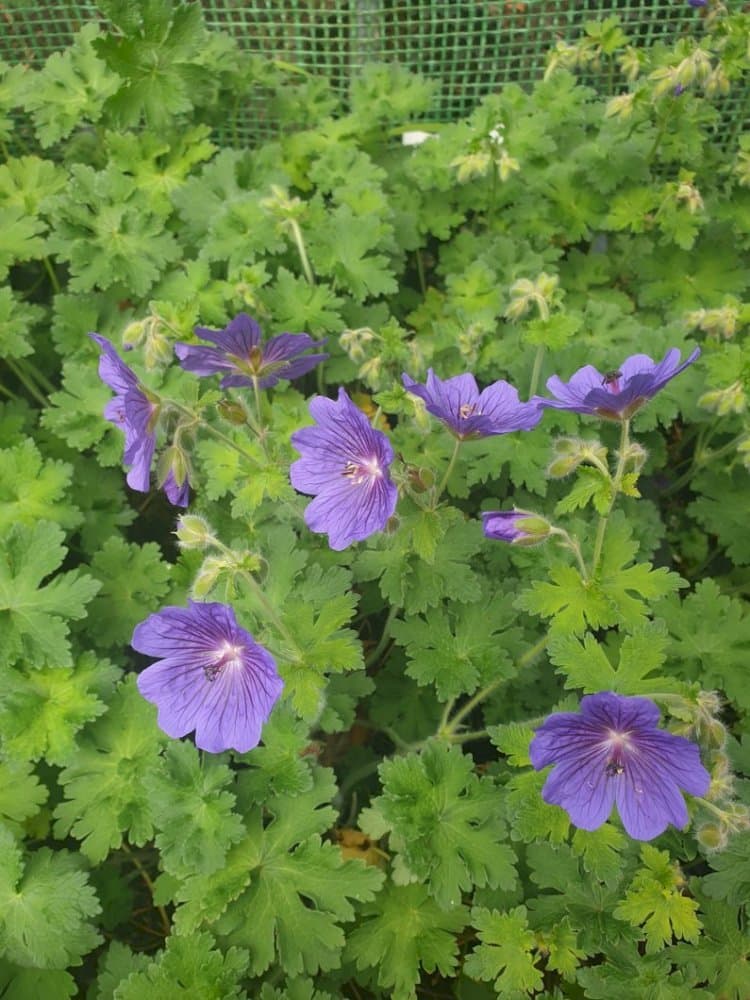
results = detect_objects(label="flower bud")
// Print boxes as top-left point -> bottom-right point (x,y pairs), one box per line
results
696,822 -> 727,852
217,399 -> 249,425
482,509 -> 551,546
548,437 -> 607,478
191,555 -> 228,599
122,319 -> 147,349
699,382 -> 746,416
175,515 -> 215,550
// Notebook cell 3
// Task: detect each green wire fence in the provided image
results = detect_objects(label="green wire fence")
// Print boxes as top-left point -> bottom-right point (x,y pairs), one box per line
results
1,1 -> 746,145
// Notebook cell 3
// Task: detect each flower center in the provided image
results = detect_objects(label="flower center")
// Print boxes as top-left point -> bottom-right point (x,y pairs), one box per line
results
342,456 -> 383,485
203,640 -> 244,682
601,370 -> 623,393
602,728 -> 633,777
458,403 -> 480,419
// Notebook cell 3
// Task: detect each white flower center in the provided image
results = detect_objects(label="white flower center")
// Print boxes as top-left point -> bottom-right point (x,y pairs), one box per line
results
204,640 -> 244,681
342,457 -> 383,485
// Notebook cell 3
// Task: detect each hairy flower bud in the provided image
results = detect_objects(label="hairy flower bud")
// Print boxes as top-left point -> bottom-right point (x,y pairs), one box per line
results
191,556 -> 229,599
696,822 -> 727,852
699,382 -> 746,416
175,515 -> 216,550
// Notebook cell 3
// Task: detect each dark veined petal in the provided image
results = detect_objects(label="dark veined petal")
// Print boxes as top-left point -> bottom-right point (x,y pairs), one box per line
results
541,753 -> 616,831
291,388 -> 398,549
530,691 -> 710,841
133,602 -> 283,754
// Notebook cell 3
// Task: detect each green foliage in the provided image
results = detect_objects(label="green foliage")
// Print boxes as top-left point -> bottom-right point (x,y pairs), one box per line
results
113,932 -> 248,999
174,768 -> 383,977
0,521 -> 100,669
146,742 -> 244,879
613,845 -> 701,953
390,596 -> 523,700
346,882 -> 467,1000
361,742 -> 516,908
45,164 -> 180,294
516,515 -> 684,635
1,6 -> 749,996
20,25 -> 120,147
354,506 -> 483,615
88,538 -> 172,648
54,676 -> 166,862
0,439 -> 79,533
0,826 -> 101,969
548,623 -> 679,695
464,906 -> 544,997
0,653 -> 119,765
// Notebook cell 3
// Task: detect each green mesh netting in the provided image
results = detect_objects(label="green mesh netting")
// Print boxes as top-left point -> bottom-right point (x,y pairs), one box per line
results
2,1 -> 746,146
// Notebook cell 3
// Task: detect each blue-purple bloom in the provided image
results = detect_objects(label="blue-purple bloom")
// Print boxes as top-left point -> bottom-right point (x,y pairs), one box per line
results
90,334 -> 189,506
402,369 -> 542,440
536,348 -> 700,421
529,692 -> 711,841
132,601 -> 283,754
175,312 -> 328,389
482,509 -> 549,546
688,0 -> 707,7
290,388 -> 398,551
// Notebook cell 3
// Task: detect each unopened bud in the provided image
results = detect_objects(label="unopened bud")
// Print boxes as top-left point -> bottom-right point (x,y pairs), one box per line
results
122,319 -> 147,349
548,437 -> 607,478
175,515 -> 215,550
191,555 -> 228,599
623,441 -> 648,473
699,382 -> 746,416
696,823 -> 727,852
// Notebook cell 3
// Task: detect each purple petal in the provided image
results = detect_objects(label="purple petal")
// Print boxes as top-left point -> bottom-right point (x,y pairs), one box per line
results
303,475 -> 398,550
541,753 -> 616,831
133,602 -> 283,754
290,388 -> 398,549
175,342 -> 236,377
194,313 -> 262,355
90,333 -> 138,396
163,469 -> 190,507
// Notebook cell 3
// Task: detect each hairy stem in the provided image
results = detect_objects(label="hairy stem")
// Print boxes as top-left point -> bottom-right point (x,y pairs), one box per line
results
590,418 -> 630,577
365,603 -> 400,667
441,634 -> 548,737
528,344 -> 546,398
121,843 -> 170,937
289,220 -> 315,285
435,438 -> 462,502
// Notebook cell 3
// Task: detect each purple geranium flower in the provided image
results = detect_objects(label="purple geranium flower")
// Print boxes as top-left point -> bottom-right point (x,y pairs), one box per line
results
688,0 -> 707,8
536,348 -> 700,421
175,312 -> 328,390
290,387 -> 398,550
482,509 -> 549,546
529,692 -> 711,841
90,334 -> 189,506
132,601 -> 283,754
402,369 -> 542,440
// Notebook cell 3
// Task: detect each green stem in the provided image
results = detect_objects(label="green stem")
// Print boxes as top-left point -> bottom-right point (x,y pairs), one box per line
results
251,375 -> 264,427
666,433 -> 745,495
0,381 -> 18,400
17,356 -> 55,394
121,843 -> 170,937
165,399 -> 262,465
416,247 -> 426,295
338,759 -> 381,800
236,566 -> 301,654
445,728 -> 490,744
365,604 -> 399,667
438,698 -> 457,734
441,634 -> 548,737
435,438 -> 462,502
42,256 -> 61,294
550,527 -> 589,583
528,344 -> 546,398
290,220 -> 315,285
4,358 -> 47,406
590,419 -> 630,577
